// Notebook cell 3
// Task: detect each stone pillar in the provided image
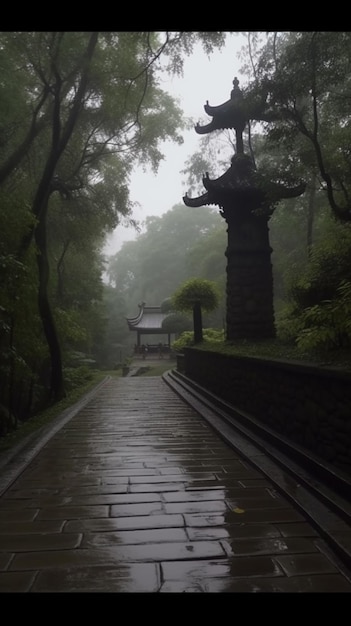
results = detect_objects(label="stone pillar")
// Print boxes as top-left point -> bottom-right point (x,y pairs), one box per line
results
223,204 -> 276,340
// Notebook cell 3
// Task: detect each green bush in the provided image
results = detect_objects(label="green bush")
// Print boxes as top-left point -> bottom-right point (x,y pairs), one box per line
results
286,223 -> 351,310
275,303 -> 304,344
63,365 -> 96,392
172,328 -> 224,352
296,280 -> 351,351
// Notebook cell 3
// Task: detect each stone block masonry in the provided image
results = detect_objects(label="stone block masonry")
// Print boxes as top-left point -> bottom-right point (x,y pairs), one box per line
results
182,348 -> 351,477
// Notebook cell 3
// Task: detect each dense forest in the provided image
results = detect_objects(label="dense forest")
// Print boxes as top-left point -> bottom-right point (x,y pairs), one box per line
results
1,31 -> 351,437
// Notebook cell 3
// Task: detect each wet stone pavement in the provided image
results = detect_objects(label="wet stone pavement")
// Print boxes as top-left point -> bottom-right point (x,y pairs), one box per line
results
0,376 -> 351,593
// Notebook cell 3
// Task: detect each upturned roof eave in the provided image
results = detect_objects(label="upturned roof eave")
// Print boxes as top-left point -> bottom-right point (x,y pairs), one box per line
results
126,306 -> 169,332
183,192 -> 218,208
204,98 -> 233,117
183,176 -> 306,209
126,303 -> 145,327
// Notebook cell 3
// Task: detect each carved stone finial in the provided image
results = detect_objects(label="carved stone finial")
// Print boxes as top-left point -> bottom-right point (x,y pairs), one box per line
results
231,76 -> 242,101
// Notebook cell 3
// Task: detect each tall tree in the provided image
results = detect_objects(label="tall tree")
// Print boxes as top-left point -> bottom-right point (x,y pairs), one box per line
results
107,204 -> 221,312
172,278 -> 219,343
242,31 -> 351,222
0,31 -> 227,405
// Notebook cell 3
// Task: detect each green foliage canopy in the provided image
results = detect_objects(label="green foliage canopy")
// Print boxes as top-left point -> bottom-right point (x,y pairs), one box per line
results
172,278 -> 219,312
242,31 -> 351,222
0,31 -> 228,425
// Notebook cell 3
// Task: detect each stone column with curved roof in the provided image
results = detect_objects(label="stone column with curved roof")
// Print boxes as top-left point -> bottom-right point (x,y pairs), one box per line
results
183,77 -> 305,341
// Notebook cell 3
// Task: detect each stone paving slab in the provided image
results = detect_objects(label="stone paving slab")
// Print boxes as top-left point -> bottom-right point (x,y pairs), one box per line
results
0,376 -> 351,592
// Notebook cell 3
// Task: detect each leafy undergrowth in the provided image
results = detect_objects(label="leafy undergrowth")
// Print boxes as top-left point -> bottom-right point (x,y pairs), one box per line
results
0,370 -> 116,454
0,361 -> 176,454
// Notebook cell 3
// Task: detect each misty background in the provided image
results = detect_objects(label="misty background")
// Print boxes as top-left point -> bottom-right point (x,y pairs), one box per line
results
103,33 -> 247,256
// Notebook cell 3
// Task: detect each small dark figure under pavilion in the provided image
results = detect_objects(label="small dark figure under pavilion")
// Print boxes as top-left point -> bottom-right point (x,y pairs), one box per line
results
184,77 -> 305,341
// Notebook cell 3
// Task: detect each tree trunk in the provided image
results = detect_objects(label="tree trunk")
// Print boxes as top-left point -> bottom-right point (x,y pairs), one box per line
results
8,315 -> 17,431
307,171 -> 317,257
35,209 -> 65,401
16,33 -> 99,402
193,301 -> 203,344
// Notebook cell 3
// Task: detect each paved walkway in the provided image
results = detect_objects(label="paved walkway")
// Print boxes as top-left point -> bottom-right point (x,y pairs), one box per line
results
0,375 -> 351,592
127,354 -> 176,375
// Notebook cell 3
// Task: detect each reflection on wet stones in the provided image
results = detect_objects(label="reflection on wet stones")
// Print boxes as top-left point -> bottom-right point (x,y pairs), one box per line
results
0,377 -> 350,592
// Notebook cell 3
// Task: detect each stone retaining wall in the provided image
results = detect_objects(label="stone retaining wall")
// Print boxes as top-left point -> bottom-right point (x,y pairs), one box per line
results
181,348 -> 351,476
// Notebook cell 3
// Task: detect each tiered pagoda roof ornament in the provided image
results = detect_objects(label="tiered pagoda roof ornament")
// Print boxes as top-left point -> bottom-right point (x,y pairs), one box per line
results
183,77 -> 305,340
184,77 -> 305,214
195,77 -> 246,153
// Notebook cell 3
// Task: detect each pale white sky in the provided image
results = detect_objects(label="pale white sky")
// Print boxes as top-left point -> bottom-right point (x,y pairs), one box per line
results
104,33 -> 248,256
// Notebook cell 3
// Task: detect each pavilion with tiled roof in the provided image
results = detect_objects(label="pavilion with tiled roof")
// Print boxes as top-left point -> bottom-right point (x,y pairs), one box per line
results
126,302 -> 172,351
